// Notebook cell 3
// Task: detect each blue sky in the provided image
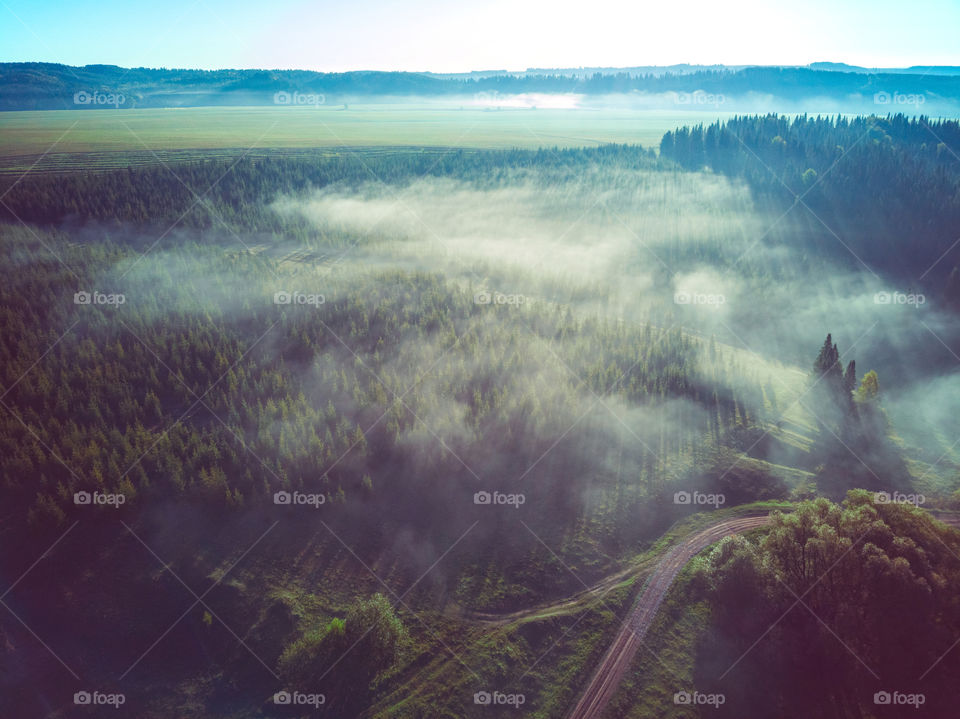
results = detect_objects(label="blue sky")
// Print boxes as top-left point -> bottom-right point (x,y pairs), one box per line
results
2,0 -> 958,72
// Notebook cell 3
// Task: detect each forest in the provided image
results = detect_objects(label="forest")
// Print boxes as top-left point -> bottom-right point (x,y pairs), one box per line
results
686,493 -> 960,717
661,114 -> 960,288
2,117 -> 959,717
4,62 -> 960,110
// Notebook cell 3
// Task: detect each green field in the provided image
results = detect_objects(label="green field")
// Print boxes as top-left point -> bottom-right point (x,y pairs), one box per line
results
0,105 -> 736,173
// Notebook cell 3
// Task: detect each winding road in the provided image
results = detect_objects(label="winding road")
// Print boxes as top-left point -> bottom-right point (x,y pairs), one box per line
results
566,511 -> 960,719
567,515 -> 772,719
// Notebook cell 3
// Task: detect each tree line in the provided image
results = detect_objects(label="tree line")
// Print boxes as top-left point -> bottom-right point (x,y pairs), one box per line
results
661,114 -> 960,295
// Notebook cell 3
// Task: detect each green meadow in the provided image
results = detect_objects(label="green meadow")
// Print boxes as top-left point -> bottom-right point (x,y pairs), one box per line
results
0,105 -> 736,171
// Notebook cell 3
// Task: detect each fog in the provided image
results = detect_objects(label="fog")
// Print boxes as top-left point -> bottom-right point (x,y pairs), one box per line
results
270,166 -> 960,490
53,155 -> 958,574
362,91 -> 960,119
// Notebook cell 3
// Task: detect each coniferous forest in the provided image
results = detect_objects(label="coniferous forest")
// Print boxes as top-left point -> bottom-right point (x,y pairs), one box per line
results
3,118 -> 960,716
2,35 -> 960,714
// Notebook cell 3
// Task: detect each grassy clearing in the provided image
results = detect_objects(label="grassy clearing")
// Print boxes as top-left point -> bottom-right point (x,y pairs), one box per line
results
367,580 -> 637,719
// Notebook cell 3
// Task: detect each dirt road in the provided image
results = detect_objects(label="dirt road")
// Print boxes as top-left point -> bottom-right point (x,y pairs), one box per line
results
567,511 -> 960,718
567,515 -> 772,719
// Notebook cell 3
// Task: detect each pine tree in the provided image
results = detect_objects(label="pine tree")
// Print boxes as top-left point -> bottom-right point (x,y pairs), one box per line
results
813,334 -> 841,380
843,360 -> 856,394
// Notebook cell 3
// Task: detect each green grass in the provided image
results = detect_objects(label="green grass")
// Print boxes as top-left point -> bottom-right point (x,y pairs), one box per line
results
0,105 -> 739,170
366,581 -> 638,719
357,502 -> 794,717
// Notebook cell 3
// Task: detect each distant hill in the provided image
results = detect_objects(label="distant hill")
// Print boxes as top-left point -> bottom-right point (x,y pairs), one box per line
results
470,64 -> 745,78
808,61 -> 960,75
2,62 -> 960,111
427,63 -> 960,79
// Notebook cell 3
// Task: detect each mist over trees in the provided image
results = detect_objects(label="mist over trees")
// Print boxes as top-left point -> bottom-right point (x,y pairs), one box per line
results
0,136 -> 940,556
1,116 -> 957,718
4,63 -> 960,110
808,334 -> 907,497
0,144 -> 659,229
661,114 -> 960,289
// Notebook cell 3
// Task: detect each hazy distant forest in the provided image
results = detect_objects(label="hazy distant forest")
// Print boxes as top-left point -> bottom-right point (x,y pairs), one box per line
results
2,113 -> 960,717
4,62 -> 960,109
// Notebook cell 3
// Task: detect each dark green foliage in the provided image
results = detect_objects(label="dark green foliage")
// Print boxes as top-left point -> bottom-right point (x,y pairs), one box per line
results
843,360 -> 856,394
0,214 -> 759,583
811,334 -> 851,421
689,492 -> 960,718
0,144 -> 658,229
661,114 -> 960,288
807,335 -> 906,496
278,593 -> 408,714
0,126 -> 950,718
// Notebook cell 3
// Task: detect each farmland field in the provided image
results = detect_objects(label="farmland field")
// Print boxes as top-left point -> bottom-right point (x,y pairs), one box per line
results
0,105 -> 737,173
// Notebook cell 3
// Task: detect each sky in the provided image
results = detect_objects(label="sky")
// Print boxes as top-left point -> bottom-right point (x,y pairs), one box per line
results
1,0 -> 958,72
